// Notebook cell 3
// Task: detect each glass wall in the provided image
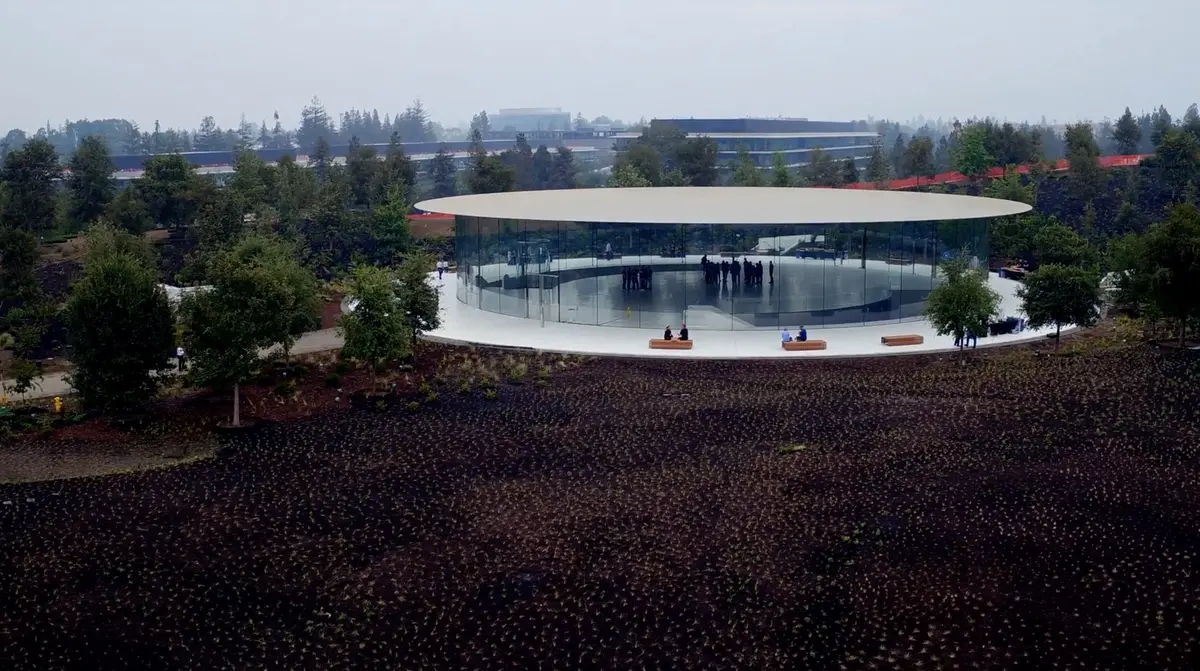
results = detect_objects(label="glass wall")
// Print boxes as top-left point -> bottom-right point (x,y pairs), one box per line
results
454,216 -> 991,331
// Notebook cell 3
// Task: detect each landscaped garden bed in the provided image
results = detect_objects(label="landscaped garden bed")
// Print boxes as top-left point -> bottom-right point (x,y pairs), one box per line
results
1,332 -> 1198,668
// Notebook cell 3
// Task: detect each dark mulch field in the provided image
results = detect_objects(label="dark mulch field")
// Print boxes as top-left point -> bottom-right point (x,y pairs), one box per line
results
2,340 -> 1200,669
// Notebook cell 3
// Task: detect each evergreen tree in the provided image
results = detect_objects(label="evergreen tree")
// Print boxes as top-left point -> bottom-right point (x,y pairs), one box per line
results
532,145 -> 554,189
64,225 -> 175,412
66,136 -> 117,230
339,264 -> 411,389
865,142 -> 890,185
429,146 -> 457,198
297,96 -> 334,153
550,147 -> 577,189
0,138 -> 62,233
732,146 -> 764,186
1112,107 -> 1142,155
770,153 -> 792,187
395,250 -> 441,351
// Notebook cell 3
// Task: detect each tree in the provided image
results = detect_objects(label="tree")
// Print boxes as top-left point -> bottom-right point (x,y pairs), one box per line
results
0,138 -> 61,233
732,146 -> 764,186
64,225 -> 175,412
269,111 -> 292,150
903,136 -> 936,182
470,111 -> 491,136
65,135 -> 117,230
1155,128 -> 1200,202
984,167 -> 1034,205
506,133 -> 536,190
532,145 -> 554,189
840,158 -> 859,184
1150,105 -> 1174,148
345,136 -> 378,208
1183,103 -> 1200,145
1033,221 -> 1098,269
339,264 -> 411,389
769,153 -> 792,187
429,145 -> 457,198
1120,203 -> 1200,346
676,137 -> 719,186
467,129 -> 516,194
123,123 -> 144,155
615,144 -> 663,186
608,163 -> 652,188
1017,264 -> 1101,348
394,251 -> 441,351
297,96 -> 335,152
225,235 -> 320,361
550,147 -> 577,189
805,148 -> 841,187
865,142 -> 890,186
890,134 -> 907,177
952,125 -> 993,182
923,251 -> 1001,352
1112,107 -> 1141,155
180,237 -> 299,426
1064,122 -> 1103,203
139,154 -> 200,229
0,227 -> 48,396
103,185 -> 152,234
371,186 -> 412,262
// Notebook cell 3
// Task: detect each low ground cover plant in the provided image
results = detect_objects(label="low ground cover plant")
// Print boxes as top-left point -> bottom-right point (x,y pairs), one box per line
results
1,333 -> 1199,668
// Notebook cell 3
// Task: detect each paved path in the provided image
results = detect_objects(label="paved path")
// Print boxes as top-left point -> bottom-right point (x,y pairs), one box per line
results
11,328 -> 346,402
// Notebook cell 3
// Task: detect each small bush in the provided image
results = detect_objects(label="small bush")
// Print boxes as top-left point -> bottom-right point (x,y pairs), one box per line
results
484,389 -> 498,402
459,381 -> 471,394
333,361 -> 350,376
424,391 -> 439,404
324,373 -> 342,388
406,401 -> 420,412
274,380 -> 297,397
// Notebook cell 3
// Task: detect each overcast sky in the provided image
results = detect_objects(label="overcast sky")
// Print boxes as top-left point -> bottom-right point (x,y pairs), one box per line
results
0,0 -> 1194,132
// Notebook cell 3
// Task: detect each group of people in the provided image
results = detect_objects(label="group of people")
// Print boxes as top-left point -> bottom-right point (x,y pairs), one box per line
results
622,266 -> 654,291
700,256 -> 773,287
781,327 -> 808,343
663,324 -> 689,341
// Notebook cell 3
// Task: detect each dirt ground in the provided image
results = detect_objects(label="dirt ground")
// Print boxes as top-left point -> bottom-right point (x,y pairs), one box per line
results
2,333 -> 1199,668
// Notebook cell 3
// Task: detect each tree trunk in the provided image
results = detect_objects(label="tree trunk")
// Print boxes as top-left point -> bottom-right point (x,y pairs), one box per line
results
233,382 -> 241,427
1055,323 -> 1061,350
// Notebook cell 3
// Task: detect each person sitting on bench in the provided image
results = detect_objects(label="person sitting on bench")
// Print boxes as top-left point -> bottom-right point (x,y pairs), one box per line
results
798,327 -> 808,342
679,324 -> 689,341
663,325 -> 673,341
781,328 -> 792,342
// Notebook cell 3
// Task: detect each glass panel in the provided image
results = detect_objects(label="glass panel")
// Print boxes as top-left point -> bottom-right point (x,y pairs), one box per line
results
478,217 -> 501,314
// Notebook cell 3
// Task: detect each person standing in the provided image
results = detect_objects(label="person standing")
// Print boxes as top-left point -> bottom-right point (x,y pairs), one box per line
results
176,346 -> 187,372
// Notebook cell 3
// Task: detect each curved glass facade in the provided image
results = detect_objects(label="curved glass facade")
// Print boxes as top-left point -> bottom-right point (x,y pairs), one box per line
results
454,217 -> 989,330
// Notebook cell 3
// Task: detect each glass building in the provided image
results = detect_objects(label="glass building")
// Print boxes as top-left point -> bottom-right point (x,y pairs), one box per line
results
417,187 -> 1027,332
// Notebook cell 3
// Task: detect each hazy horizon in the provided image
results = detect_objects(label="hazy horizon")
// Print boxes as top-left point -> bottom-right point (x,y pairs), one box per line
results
1,0 -> 1195,133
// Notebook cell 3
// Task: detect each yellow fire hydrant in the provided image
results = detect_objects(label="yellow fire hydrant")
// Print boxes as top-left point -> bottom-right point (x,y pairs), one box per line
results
53,396 -> 62,414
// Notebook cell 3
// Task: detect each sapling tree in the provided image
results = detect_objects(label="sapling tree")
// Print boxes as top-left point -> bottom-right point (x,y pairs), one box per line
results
1018,264 -> 1102,349
924,250 -> 1001,352
339,264 -> 411,390
64,225 -> 175,412
223,234 -> 320,363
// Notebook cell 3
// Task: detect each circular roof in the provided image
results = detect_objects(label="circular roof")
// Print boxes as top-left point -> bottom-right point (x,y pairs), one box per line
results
415,187 -> 1031,225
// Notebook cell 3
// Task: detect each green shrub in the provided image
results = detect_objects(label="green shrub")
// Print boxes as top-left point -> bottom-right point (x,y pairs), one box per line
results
424,391 -> 438,404
324,373 -> 342,388
274,380 -> 297,396
333,361 -> 350,376
459,381 -> 471,394
484,389 -> 498,402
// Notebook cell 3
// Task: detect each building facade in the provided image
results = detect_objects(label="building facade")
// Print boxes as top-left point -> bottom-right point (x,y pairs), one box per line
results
619,118 -> 880,170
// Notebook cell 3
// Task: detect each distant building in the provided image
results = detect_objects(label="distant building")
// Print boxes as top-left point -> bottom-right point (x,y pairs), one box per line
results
489,108 -> 572,133
615,117 -> 880,170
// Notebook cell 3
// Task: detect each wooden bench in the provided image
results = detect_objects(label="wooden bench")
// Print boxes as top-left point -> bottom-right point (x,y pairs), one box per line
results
649,338 -> 694,350
881,334 -> 924,346
782,340 -> 827,351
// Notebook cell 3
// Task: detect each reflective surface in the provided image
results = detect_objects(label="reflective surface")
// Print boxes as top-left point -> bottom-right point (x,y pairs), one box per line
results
454,218 -> 989,330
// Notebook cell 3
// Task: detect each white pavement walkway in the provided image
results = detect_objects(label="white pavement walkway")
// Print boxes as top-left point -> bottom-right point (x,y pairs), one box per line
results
13,271 -> 1055,401
424,271 -> 1056,359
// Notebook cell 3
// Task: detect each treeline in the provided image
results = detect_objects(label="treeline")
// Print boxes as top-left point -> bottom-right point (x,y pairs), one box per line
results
0,97 -> 441,159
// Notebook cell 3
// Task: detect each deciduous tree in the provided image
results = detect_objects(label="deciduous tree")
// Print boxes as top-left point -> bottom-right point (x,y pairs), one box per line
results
923,251 -> 1001,352
395,251 -> 441,351
1017,264 -> 1102,348
770,153 -> 792,187
0,138 -> 61,233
